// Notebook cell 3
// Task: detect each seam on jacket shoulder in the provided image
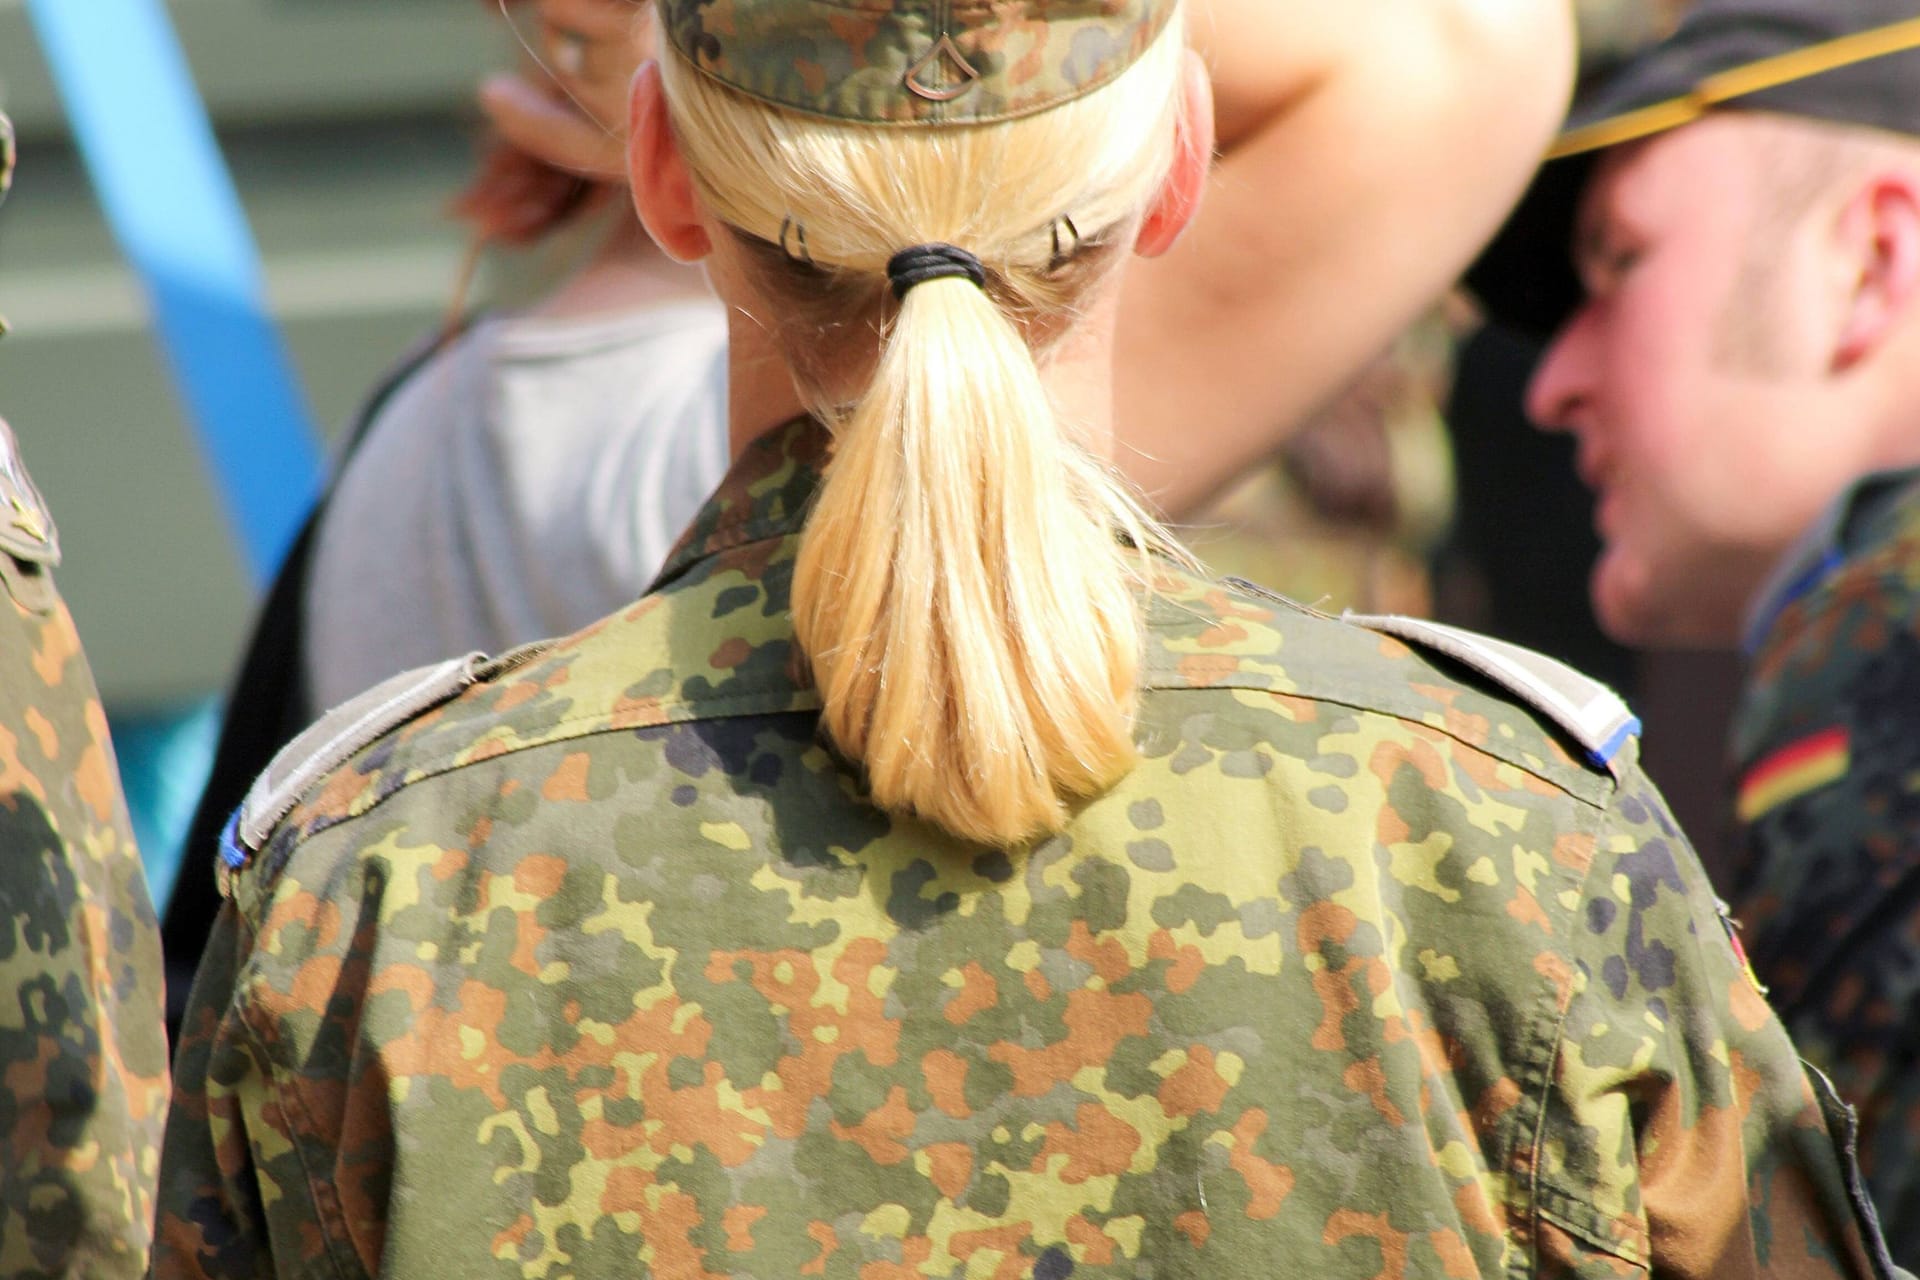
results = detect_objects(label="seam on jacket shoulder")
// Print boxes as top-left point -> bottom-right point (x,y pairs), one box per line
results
269,690 -> 818,878
1142,678 -> 1611,811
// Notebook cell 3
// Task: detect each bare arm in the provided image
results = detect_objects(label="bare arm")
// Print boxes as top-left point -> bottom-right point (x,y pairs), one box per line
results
1116,0 -> 1576,518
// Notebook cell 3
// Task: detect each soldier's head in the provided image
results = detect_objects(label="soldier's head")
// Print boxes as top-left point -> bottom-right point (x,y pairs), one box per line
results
631,0 -> 1208,392
627,0 -> 1211,845
1475,0 -> 1920,648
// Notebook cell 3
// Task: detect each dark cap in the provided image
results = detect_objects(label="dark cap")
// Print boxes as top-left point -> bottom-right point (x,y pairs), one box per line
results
1470,0 -> 1920,336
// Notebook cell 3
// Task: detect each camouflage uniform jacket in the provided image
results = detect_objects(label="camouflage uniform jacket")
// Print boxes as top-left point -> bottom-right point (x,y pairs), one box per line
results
155,420 -> 1897,1280
0,421 -> 167,1277
1725,467 -> 1920,1266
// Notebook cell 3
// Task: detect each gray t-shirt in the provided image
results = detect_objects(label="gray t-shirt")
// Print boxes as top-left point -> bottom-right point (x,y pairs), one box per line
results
304,299 -> 730,711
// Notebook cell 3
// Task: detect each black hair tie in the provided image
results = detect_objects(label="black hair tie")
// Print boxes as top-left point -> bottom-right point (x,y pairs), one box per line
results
887,243 -> 987,299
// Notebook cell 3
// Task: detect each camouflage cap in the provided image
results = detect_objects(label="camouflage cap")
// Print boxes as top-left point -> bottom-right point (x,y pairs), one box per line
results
659,0 -> 1179,126
1471,0 -> 1920,335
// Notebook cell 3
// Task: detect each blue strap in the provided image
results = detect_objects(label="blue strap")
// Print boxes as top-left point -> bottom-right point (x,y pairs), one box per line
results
217,805 -> 249,872
25,0 -> 324,587
1591,716 -> 1643,771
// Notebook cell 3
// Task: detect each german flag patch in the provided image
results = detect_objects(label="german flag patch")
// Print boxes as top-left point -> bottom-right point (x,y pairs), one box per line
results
1735,726 -> 1851,823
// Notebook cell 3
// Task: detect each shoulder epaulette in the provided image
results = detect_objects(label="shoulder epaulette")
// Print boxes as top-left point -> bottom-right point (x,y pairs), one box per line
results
1344,613 -> 1641,777
0,419 -> 59,565
221,652 -> 487,870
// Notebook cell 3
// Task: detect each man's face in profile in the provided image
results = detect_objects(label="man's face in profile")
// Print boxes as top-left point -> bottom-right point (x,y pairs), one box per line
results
1525,115 -> 1859,648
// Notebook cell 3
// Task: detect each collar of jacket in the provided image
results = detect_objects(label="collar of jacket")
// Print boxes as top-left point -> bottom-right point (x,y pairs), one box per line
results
649,416 -> 829,596
1741,465 -> 1920,655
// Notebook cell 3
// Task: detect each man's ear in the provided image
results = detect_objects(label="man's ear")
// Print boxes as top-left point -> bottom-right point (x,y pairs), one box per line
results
1136,50 -> 1215,259
628,61 -> 712,263
1831,167 -> 1920,371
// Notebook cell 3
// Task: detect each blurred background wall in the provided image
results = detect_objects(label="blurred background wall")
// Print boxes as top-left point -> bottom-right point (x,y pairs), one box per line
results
0,0 -> 508,897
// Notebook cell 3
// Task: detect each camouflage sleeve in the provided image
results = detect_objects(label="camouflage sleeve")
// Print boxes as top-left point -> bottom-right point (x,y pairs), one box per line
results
150,900 -> 276,1280
0,584 -> 169,1279
1539,757 -> 1897,1277
1728,628 -> 1920,1265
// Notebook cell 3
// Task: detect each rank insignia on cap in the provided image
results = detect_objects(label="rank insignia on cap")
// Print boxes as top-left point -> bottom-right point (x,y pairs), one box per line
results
1736,726 -> 1851,823
904,34 -> 981,103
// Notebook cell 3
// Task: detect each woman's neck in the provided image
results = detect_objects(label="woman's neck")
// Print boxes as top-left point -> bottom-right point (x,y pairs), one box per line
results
723,289 -> 1121,462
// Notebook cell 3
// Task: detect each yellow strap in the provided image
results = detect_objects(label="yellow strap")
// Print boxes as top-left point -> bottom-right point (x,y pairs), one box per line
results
1550,16 -> 1920,159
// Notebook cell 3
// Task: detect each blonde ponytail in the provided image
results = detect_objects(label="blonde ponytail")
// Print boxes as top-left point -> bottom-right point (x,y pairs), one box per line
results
793,271 -> 1151,843
659,13 -> 1189,845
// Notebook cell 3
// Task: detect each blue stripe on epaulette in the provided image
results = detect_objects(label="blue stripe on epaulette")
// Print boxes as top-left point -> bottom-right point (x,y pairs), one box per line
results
1591,717 -> 1643,769
218,806 -> 249,871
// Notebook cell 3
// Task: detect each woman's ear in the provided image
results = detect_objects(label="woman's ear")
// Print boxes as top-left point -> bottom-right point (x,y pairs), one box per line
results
628,61 -> 713,263
1136,50 -> 1216,259
1831,166 -> 1920,371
